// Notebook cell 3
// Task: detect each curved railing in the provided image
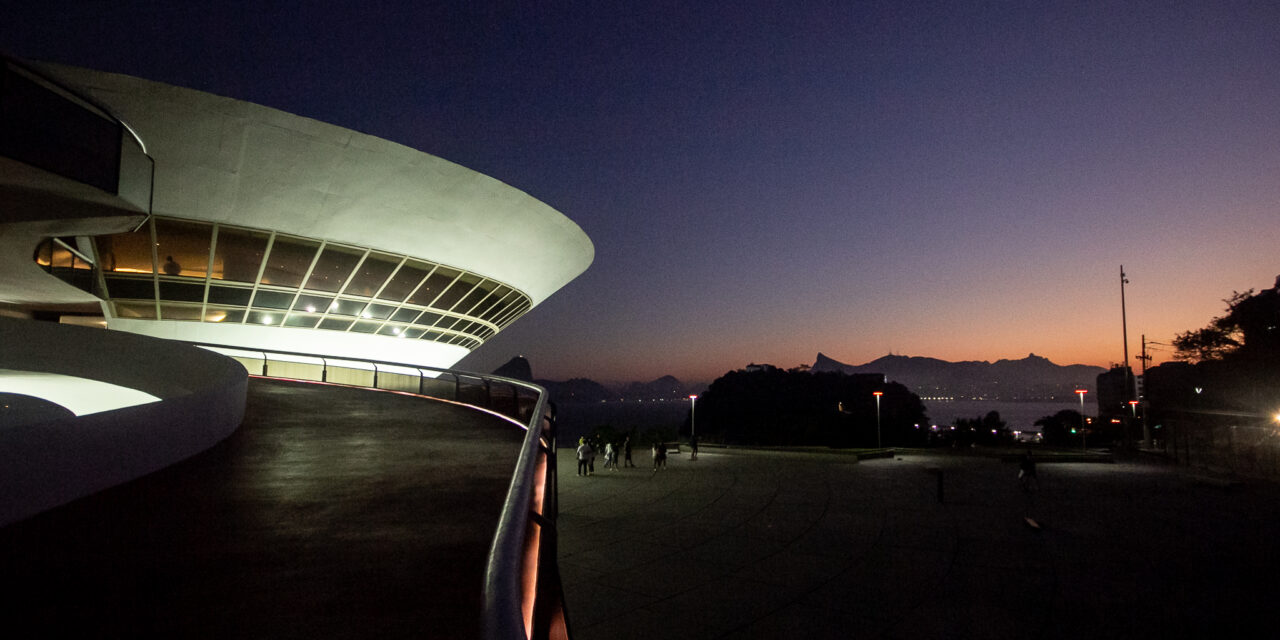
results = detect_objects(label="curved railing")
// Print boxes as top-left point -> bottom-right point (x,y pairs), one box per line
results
191,345 -> 569,640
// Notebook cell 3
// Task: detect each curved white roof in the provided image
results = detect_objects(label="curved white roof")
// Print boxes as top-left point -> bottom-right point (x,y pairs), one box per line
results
36,63 -> 593,305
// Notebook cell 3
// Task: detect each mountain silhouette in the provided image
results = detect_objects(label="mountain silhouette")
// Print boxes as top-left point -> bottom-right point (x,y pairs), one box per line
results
813,352 -> 1102,400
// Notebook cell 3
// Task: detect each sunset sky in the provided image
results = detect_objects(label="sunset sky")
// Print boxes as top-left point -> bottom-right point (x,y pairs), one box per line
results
6,1 -> 1278,383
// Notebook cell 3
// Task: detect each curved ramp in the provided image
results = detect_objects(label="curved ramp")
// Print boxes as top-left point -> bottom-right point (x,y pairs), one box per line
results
0,378 -> 524,638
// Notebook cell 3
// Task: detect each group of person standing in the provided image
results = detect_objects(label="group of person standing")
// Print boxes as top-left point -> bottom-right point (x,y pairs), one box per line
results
574,435 -> 702,476
576,436 -> 637,476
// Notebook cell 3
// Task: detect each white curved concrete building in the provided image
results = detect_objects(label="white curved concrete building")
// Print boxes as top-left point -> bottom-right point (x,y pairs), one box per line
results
1,58 -> 593,369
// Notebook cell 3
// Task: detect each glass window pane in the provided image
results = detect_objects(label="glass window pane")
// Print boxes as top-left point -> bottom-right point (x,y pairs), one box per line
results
304,244 -> 363,293
204,307 -> 240,323
318,317 -> 353,331
357,303 -> 396,320
453,279 -> 495,316
246,310 -> 283,326
422,330 -> 445,342
346,253 -> 400,298
327,298 -> 359,316
211,226 -> 270,283
380,260 -> 431,302
284,313 -> 320,328
207,285 -> 253,306
33,238 -> 53,267
474,286 -> 512,321
48,242 -> 74,269
481,298 -> 513,324
260,235 -> 319,288
159,303 -> 204,321
293,294 -> 333,314
158,281 -> 205,303
435,273 -> 481,311
377,325 -> 409,337
391,307 -> 422,323
154,218 -> 212,278
350,320 -> 381,334
103,275 -> 155,300
402,327 -> 426,339
496,303 -> 527,328
414,312 -> 443,326
251,290 -> 294,310
95,227 -> 153,274
408,267 -> 460,307
112,301 -> 156,319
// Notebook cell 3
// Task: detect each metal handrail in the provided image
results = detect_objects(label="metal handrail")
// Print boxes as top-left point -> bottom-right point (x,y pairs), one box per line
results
186,343 -> 567,639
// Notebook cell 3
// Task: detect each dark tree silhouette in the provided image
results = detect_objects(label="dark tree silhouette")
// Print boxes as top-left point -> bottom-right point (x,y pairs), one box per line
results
695,368 -> 928,446
1035,410 -> 1082,447
1174,279 -> 1280,364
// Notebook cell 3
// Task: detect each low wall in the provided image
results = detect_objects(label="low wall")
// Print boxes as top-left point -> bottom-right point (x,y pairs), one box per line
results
0,317 -> 247,526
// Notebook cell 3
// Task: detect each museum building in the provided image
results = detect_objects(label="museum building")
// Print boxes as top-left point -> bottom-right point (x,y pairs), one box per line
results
2,56 -> 594,369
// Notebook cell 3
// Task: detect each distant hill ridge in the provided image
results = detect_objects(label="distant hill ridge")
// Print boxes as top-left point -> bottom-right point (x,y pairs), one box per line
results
514,352 -> 1103,403
533,375 -> 699,403
812,352 -> 1104,401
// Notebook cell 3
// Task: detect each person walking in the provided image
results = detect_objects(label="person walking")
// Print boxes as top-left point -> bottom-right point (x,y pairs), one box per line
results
623,436 -> 634,468
576,438 -> 592,477
1019,449 -> 1042,530
604,442 -> 617,470
690,434 -> 698,460
1019,450 -> 1038,492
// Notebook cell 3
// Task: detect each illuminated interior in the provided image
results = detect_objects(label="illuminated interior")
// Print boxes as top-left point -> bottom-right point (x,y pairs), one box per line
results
35,215 -> 534,352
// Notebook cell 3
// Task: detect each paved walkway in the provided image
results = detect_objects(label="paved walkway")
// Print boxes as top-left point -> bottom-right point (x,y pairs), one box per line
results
0,378 -> 524,639
557,446 -> 1280,639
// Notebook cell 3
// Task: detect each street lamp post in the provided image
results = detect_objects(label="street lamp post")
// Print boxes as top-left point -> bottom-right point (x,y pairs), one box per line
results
873,391 -> 884,449
688,394 -> 697,439
1076,389 -> 1088,452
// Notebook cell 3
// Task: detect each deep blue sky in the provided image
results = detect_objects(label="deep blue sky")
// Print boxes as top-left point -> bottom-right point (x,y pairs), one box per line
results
6,1 -> 1279,383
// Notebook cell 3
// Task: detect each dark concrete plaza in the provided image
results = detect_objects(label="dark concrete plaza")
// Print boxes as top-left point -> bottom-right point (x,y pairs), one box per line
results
0,378 -> 523,638
558,446 -> 1280,639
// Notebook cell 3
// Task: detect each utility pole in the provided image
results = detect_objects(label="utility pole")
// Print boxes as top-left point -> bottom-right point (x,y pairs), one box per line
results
1138,335 -> 1152,448
1120,266 -> 1133,450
